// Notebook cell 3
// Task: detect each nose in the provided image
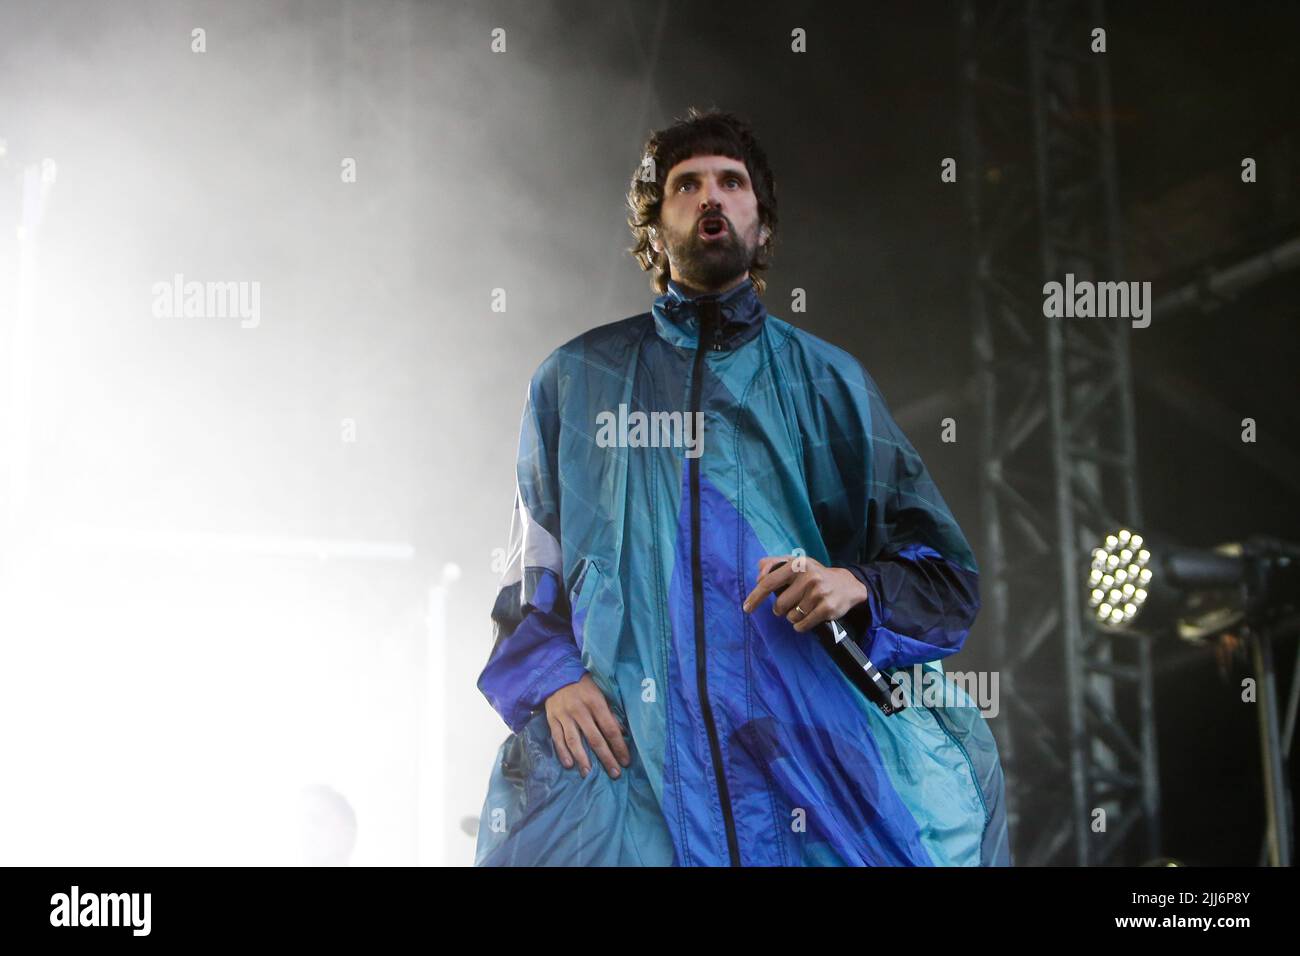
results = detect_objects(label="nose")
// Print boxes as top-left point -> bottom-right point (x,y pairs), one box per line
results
698,188 -> 723,213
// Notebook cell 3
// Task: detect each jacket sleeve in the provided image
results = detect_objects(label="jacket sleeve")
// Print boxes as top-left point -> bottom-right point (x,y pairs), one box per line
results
836,366 -> 981,673
476,367 -> 588,733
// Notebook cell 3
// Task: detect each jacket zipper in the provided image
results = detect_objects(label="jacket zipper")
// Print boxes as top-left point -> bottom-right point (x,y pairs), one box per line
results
689,300 -> 741,866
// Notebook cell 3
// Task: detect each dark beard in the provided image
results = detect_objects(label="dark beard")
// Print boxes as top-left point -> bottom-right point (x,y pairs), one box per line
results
664,223 -> 755,291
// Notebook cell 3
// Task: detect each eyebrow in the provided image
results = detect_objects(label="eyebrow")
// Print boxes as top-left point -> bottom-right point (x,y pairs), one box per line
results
668,167 -> 750,188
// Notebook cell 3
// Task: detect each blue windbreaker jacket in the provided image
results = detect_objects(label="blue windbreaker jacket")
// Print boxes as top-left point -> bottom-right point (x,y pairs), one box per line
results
474,276 -> 1011,866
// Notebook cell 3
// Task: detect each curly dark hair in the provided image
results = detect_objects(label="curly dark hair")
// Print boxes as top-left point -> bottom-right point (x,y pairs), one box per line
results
625,107 -> 779,295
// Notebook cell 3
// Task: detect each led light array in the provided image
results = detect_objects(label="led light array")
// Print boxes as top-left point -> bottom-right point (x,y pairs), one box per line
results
1089,528 -> 1152,626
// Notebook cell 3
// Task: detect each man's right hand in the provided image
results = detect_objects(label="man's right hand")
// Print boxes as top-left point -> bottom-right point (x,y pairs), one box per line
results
544,674 -> 631,779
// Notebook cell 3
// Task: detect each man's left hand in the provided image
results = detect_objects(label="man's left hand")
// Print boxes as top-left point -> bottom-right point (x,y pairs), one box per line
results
741,555 -> 869,633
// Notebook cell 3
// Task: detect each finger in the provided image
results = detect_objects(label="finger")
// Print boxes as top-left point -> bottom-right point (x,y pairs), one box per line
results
771,573 -> 813,618
743,559 -> 794,612
548,715 -> 575,769
790,593 -> 830,632
561,717 -> 591,777
589,697 -> 631,768
743,556 -> 790,608
575,710 -> 622,779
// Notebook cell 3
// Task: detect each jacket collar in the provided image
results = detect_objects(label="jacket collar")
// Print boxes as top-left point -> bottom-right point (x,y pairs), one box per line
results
651,276 -> 767,351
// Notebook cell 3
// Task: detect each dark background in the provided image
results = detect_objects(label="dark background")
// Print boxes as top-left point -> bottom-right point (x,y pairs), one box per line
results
561,0 -> 1300,865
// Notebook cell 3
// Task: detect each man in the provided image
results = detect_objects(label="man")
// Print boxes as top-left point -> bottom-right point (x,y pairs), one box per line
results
475,108 -> 1010,866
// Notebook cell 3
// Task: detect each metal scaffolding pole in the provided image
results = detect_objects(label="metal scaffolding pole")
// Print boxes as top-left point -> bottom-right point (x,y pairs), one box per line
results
960,0 -> 1160,865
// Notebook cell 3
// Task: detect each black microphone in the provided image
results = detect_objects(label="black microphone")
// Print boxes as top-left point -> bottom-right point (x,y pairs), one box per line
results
763,560 -> 906,716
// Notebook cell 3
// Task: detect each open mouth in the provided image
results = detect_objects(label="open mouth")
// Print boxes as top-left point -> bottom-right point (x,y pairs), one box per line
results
699,217 -> 729,240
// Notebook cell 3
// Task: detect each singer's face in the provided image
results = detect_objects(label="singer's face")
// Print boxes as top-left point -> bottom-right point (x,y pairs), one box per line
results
653,154 -> 762,294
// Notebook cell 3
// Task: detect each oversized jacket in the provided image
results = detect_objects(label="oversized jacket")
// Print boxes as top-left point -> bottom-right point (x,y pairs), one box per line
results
474,276 -> 1011,866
